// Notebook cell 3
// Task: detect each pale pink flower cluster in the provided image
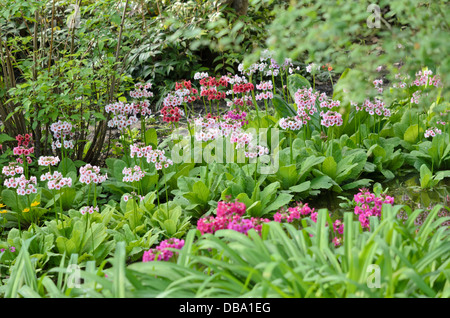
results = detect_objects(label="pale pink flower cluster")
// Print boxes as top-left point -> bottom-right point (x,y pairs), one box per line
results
193,111 -> 247,142
424,127 -> 442,138
162,92 -> 183,108
256,80 -> 273,91
245,145 -> 269,158
79,164 -> 108,184
105,101 -> 139,130
255,91 -> 274,101
320,110 -> 343,127
4,175 -> 37,195
130,143 -> 153,158
373,79 -> 383,93
279,116 -> 303,130
41,171 -> 72,190
306,63 -> 320,73
194,127 -> 222,142
50,120 -> 75,151
50,120 -> 74,140
238,62 -> 259,76
80,206 -> 99,215
226,95 -> 252,108
107,113 -> 138,130
294,87 -> 319,123
122,165 -> 145,182
230,131 -> 253,149
129,82 -> 154,99
193,117 -> 217,129
356,98 -> 391,117
194,72 -> 209,80
51,139 -> 75,151
413,69 -> 441,87
130,100 -> 152,117
411,90 -> 421,104
38,156 -> 60,167
227,74 -> 247,85
145,149 -> 173,170
318,95 -> 340,110
123,192 -> 145,202
2,163 -> 24,177
392,73 -> 409,89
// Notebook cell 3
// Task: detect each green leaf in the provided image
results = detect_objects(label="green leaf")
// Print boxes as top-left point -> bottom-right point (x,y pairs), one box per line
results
289,181 -> 311,193
272,94 -> 296,118
0,133 -> 15,143
419,164 -> 432,188
322,156 -> 337,179
145,128 -> 158,146
403,124 -> 422,143
287,74 -> 311,100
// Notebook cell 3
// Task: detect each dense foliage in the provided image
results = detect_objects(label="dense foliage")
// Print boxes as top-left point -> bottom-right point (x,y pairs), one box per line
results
0,0 -> 449,299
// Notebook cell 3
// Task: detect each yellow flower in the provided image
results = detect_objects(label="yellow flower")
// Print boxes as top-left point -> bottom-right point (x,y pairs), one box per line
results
0,203 -> 6,208
31,201 -> 40,207
22,208 -> 30,213
0,210 -> 7,214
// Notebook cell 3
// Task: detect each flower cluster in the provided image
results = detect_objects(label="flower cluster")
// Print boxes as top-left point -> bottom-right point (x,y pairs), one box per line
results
331,219 -> 344,247
2,162 -> 24,177
122,165 -> 145,182
51,139 -> 75,152
40,171 -> 73,190
194,72 -> 209,80
230,131 -> 253,149
105,101 -> 139,130
373,79 -> 383,93
245,145 -> 269,159
356,98 -> 391,117
197,200 -> 269,236
4,175 -> 38,195
424,127 -> 442,138
332,219 -> 344,235
175,80 -> 199,103
411,90 -> 421,104
294,87 -> 319,123
306,63 -> 320,74
79,164 -> 108,185
130,143 -> 153,158
145,149 -> 173,170
129,82 -> 154,99
50,121 -> 75,151
413,69 -> 441,87
256,80 -> 274,100
80,206 -> 99,215
353,188 -> 394,229
38,156 -> 60,167
50,121 -> 74,140
161,105 -> 183,123
320,110 -> 343,127
0,246 -> 15,253
142,238 -> 185,262
232,82 -> 254,94
273,202 -> 314,223
123,192 -> 145,202
226,96 -> 253,108
13,134 -> 34,164
279,116 -> 303,131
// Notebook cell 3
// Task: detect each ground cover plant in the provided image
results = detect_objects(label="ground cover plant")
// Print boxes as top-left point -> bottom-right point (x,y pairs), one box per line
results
0,0 -> 449,300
